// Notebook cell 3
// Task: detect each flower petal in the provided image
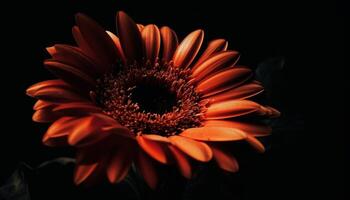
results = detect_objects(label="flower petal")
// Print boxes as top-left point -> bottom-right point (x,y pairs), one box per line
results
116,11 -> 143,64
196,67 -> 252,97
26,79 -> 71,97
168,145 -> 192,179
192,39 -> 228,70
32,109 -> 60,123
192,51 -> 239,82
135,150 -> 158,189
52,44 -> 100,77
44,60 -> 96,91
205,100 -> 261,119
169,136 -> 212,162
160,26 -> 178,63
204,120 -> 271,137
136,135 -> 169,164
246,135 -> 265,153
137,24 -> 144,32
72,26 -> 97,61
265,106 -> 281,118
75,13 -> 118,71
173,29 -> 204,68
203,82 -> 264,104
68,115 -> 116,147
74,162 -> 99,185
30,85 -> 86,103
33,100 -> 56,110
180,127 -> 247,141
106,31 -> 127,64
46,46 -> 57,56
43,116 -> 78,146
142,24 -> 161,64
210,145 -> 239,172
52,102 -> 102,115
107,150 -> 132,183
142,134 -> 170,143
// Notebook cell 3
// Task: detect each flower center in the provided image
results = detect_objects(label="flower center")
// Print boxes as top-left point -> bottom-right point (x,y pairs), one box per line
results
96,63 -> 204,136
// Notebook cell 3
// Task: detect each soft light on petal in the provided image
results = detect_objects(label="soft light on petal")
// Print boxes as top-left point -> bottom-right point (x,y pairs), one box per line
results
210,145 -> 239,172
169,136 -> 212,162
192,39 -> 228,70
160,26 -> 178,63
136,135 -> 169,164
205,100 -> 261,119
180,127 -> 247,141
168,145 -> 192,179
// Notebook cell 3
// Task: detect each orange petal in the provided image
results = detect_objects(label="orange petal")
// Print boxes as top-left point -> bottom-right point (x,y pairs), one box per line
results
205,100 -> 261,119
135,150 -> 158,189
107,150 -> 132,183
169,136 -> 212,162
53,102 -> 102,115
265,106 -> 281,118
74,162 -> 99,185
142,134 -> 170,143
106,31 -> 127,64
75,13 -> 118,71
180,127 -> 247,141
196,67 -> 252,97
191,39 -> 228,71
204,82 -> 264,104
72,26 -> 97,62
160,26 -> 178,63
53,44 -> 100,77
32,109 -> 60,123
168,145 -> 192,179
116,11 -> 143,63
204,120 -> 271,137
30,86 -> 86,103
192,51 -> 240,82
137,24 -> 144,32
68,115 -> 115,147
136,135 -> 169,164
142,24 -> 161,64
26,79 -> 71,97
173,29 -> 204,68
246,135 -> 265,153
46,46 -> 57,56
33,100 -> 56,110
44,60 -> 96,91
43,116 -> 78,146
210,145 -> 239,172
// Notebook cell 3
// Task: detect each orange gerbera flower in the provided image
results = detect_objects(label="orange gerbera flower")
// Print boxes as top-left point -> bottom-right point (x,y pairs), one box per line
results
26,11 -> 280,189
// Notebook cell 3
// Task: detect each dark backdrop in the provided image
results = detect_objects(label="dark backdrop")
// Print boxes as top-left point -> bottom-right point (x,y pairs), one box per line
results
1,0 -> 345,200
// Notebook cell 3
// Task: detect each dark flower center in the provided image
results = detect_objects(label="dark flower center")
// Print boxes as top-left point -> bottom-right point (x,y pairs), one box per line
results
96,63 -> 204,136
130,78 -> 177,114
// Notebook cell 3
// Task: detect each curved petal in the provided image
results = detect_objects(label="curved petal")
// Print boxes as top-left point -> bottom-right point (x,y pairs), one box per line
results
142,134 -> 170,143
53,44 -> 100,77
32,109 -> 60,123
173,29 -> 204,68
74,162 -> 99,185
137,24 -> 144,32
210,145 -> 239,172
203,82 -> 264,104
160,26 -> 178,63
168,145 -> 192,179
33,100 -> 56,110
72,26 -> 97,62
136,135 -> 169,164
116,11 -> 143,64
26,79 -> 71,97
106,31 -> 127,64
52,102 -> 102,115
135,150 -> 158,189
169,136 -> 212,162
246,135 -> 265,153
180,127 -> 247,141
75,13 -> 118,71
205,100 -> 261,119
107,149 -> 133,183
265,106 -> 281,118
204,120 -> 271,137
192,39 -> 228,70
44,60 -> 96,91
142,24 -> 161,64
196,67 -> 252,97
43,116 -> 78,146
192,51 -> 240,82
46,46 -> 57,56
30,85 -> 87,103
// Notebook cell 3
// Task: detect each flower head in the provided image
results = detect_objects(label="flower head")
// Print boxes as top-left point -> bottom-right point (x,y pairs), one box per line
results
27,11 -> 280,189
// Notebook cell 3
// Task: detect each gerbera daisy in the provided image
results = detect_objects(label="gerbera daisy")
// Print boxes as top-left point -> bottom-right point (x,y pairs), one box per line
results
26,11 -> 280,189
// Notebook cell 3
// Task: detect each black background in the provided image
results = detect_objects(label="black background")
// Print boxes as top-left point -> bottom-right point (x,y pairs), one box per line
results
1,0 -> 345,199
